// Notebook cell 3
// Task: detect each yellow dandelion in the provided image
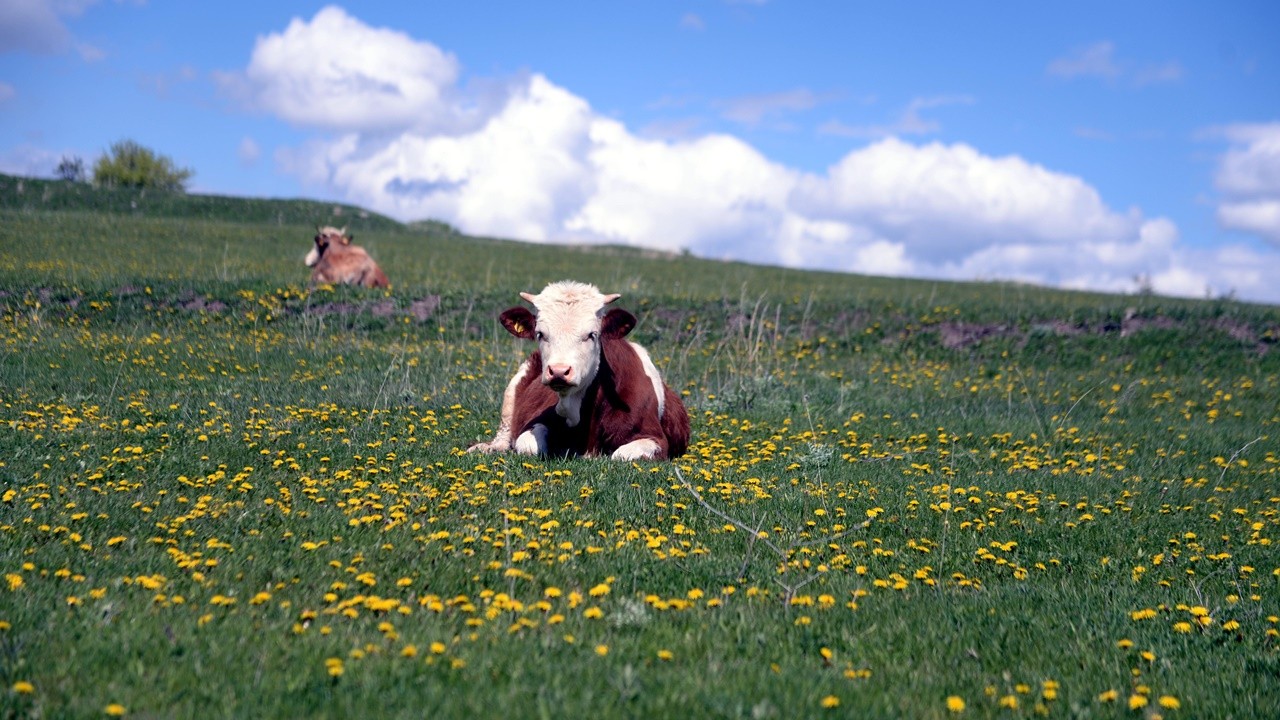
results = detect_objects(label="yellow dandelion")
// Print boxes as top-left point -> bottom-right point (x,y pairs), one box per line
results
1158,695 -> 1180,709
820,695 -> 840,709
946,695 -> 966,712
1098,689 -> 1119,703
1172,621 -> 1193,633
998,694 -> 1018,709
657,649 -> 674,661
104,704 -> 127,716
1128,694 -> 1148,710
429,642 -> 446,655
588,583 -> 610,597
13,681 -> 34,694
400,645 -> 418,658
594,644 -> 608,656
583,606 -> 604,619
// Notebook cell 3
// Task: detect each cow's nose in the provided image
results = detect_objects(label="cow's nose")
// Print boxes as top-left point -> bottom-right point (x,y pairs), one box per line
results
547,364 -> 573,383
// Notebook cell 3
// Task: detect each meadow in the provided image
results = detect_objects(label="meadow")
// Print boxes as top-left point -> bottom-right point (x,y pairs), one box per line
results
1,173 -> 1278,718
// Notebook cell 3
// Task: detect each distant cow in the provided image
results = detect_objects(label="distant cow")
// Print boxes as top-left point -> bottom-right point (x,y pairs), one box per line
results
305,226 -> 389,288
469,280 -> 690,461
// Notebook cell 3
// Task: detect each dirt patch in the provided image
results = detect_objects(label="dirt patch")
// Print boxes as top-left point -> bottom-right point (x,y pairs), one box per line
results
409,295 -> 441,322
179,296 -> 227,313
1212,316 -> 1256,344
937,322 -> 1014,350
1120,311 -> 1178,337
370,299 -> 398,317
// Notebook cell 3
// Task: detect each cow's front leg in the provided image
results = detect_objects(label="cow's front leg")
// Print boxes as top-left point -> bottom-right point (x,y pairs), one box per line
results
514,424 -> 550,456
466,360 -> 531,454
611,438 -> 662,461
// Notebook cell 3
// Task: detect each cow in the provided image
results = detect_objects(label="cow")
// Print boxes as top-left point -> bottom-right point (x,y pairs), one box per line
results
468,280 -> 690,461
304,226 -> 389,288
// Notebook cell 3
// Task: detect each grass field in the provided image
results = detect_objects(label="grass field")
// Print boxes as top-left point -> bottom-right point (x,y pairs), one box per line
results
1,174 -> 1278,718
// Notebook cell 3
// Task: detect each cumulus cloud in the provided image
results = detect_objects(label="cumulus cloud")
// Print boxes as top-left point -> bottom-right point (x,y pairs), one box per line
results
1214,123 -> 1280,244
793,138 -> 1139,256
227,5 -> 460,132
243,8 -> 1280,304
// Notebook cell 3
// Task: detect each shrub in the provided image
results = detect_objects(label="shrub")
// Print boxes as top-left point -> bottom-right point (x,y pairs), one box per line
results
93,139 -> 193,192
55,155 -> 87,183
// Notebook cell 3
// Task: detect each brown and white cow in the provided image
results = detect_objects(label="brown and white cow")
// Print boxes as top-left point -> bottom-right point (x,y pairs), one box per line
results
468,280 -> 689,461
305,226 -> 390,288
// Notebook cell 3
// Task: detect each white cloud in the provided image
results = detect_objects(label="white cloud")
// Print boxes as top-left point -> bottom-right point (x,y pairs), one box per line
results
819,96 -> 973,139
238,137 -> 261,166
793,138 -> 1139,258
567,121 -> 797,256
301,75 -> 596,242
232,5 -> 460,132
1048,41 -> 1182,86
679,13 -> 704,31
1218,200 -> 1280,243
716,89 -> 821,126
0,143 -> 63,177
1,0 -> 75,54
0,0 -> 108,58
245,9 -> 1280,305
1214,123 -> 1280,245
1048,42 -> 1121,80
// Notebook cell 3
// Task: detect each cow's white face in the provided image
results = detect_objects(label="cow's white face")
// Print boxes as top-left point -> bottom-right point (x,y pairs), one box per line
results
520,282 -> 620,396
500,280 -> 636,427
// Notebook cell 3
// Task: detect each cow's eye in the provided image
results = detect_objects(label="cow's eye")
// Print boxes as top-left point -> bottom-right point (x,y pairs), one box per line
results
585,332 -> 598,342
534,331 -> 545,342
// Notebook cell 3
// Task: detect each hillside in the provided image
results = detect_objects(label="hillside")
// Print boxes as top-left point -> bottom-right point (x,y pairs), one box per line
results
1,174 -> 1278,718
0,172 -> 404,232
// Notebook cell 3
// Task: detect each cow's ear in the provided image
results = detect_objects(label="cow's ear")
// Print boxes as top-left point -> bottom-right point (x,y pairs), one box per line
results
500,307 -> 537,339
339,234 -> 352,245
601,308 -> 636,338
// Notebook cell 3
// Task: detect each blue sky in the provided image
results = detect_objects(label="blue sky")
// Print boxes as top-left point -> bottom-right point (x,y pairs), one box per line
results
3,1 -> 1279,303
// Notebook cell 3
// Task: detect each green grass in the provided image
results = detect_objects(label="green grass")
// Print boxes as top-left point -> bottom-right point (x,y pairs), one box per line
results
1,175 -> 1278,718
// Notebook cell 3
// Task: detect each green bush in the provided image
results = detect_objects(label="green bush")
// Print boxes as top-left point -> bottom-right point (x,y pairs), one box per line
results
92,138 -> 194,192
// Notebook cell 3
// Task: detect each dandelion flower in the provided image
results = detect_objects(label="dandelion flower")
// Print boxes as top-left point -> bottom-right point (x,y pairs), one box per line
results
1128,694 -> 1148,710
657,650 -> 673,661
12,681 -> 34,694
820,695 -> 840,708
104,704 -> 127,716
946,695 -> 966,712
1158,696 -> 1180,709
1098,689 -> 1118,703
594,644 -> 608,656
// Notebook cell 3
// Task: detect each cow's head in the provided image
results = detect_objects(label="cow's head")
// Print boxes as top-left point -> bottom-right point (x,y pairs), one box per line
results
305,226 -> 351,267
500,281 -> 635,397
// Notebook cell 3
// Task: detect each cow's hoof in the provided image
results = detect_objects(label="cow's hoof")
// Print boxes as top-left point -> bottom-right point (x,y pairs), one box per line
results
612,438 -> 661,461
